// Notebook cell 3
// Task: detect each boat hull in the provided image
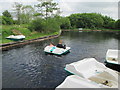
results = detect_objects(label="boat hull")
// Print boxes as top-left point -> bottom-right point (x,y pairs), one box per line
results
44,46 -> 70,55
105,62 -> 120,72
63,58 -> 118,88
6,35 -> 25,41
106,49 -> 120,65
45,50 -> 70,56
6,38 -> 25,41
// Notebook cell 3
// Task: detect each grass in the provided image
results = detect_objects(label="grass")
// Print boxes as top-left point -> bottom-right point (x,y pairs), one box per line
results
1,25 -> 59,44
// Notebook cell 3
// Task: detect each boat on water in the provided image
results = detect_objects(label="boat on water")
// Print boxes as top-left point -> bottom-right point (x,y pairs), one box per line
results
106,49 -> 120,65
44,46 -> 70,55
56,75 -> 114,88
60,58 -> 118,88
6,35 -> 25,41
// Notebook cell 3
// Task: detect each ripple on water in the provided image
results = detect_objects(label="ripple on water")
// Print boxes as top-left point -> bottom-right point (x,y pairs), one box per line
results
2,31 -> 119,88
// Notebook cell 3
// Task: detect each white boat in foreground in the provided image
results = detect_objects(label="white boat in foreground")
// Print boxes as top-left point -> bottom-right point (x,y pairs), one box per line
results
6,35 -> 25,41
63,58 -> 118,88
44,46 -> 70,55
106,49 -> 120,65
56,75 -> 111,88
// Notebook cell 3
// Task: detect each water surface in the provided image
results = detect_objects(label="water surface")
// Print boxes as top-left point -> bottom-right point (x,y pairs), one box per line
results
2,31 -> 119,88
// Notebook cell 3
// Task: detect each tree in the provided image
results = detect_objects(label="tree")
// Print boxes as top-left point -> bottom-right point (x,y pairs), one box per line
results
2,10 -> 12,18
59,17 -> 71,29
20,5 -> 34,24
115,19 -> 120,29
102,16 -> 115,28
107,21 -> 115,29
13,2 -> 23,24
29,18 -> 46,32
13,2 -> 35,24
29,17 -> 60,33
68,13 -> 116,29
2,10 -> 13,25
35,0 -> 60,19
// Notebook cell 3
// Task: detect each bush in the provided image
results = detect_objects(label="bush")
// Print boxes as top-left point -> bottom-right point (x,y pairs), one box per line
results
60,17 -> 71,29
29,17 -> 60,33
28,18 -> 46,32
115,19 -> 120,29
45,18 -> 60,33
2,16 -> 14,25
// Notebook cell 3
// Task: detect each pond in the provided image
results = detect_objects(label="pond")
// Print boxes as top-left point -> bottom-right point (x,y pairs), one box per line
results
2,31 -> 119,88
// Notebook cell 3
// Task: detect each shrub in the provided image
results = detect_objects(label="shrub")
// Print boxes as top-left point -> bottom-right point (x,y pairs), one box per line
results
2,16 -> 14,25
28,18 -> 46,32
29,17 -> 60,33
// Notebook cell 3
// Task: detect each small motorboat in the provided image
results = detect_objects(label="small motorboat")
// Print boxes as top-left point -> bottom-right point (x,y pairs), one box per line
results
6,35 -> 25,41
64,58 -> 118,88
44,46 -> 70,55
106,49 -> 120,65
56,75 -> 112,88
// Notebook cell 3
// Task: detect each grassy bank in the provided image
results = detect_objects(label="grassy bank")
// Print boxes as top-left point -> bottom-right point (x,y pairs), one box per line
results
1,25 -> 59,44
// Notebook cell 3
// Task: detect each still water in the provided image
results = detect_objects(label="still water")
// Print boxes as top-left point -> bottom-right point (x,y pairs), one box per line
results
2,31 -> 119,88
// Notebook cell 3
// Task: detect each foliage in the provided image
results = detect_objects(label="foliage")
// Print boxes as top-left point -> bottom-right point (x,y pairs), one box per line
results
115,19 -> 120,29
2,15 -> 14,25
13,2 -> 23,24
35,0 -> 60,19
29,17 -> 60,33
107,21 -> 115,29
2,10 -> 14,25
45,18 -> 60,33
1,25 -> 59,44
13,3 -> 34,24
102,16 -> 115,28
20,5 -> 34,24
68,13 -> 119,30
28,18 -> 46,32
1,0 -> 120,35
2,10 -> 12,18
68,13 -> 104,29
59,16 -> 71,29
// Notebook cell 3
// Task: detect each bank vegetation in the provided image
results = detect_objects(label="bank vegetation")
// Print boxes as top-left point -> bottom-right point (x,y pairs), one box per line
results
0,0 -> 120,44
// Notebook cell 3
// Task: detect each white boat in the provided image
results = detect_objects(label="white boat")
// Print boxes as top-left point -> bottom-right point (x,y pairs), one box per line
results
6,35 -> 25,41
44,46 -> 70,55
64,58 -> 118,88
106,49 -> 120,65
56,75 -> 111,88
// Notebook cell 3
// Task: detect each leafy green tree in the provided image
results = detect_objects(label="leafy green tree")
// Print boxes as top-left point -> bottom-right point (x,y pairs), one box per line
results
102,16 -> 115,28
2,10 -> 12,18
13,2 -> 23,24
107,21 -> 115,29
20,5 -> 34,24
35,0 -> 60,19
29,18 -> 46,32
115,19 -> 120,29
0,16 -> 2,25
59,17 -> 71,29
68,13 -> 116,29
29,17 -> 60,33
2,16 -> 13,25
2,10 -> 14,25
43,18 -> 60,33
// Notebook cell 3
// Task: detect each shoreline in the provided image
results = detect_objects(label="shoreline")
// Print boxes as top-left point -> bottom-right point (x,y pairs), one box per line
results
63,29 -> 120,32
1,29 -> 119,50
1,31 -> 61,51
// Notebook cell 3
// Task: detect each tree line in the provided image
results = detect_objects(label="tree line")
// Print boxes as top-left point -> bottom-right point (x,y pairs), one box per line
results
68,13 -> 120,30
1,0 -> 120,33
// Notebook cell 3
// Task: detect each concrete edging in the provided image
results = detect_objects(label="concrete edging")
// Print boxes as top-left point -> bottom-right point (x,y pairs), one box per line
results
1,33 -> 60,51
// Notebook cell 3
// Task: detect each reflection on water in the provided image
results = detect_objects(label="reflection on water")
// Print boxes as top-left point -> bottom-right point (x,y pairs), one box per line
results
2,31 -> 119,88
